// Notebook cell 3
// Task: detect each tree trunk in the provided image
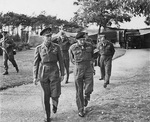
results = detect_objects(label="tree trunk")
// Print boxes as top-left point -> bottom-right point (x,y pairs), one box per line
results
98,25 -> 101,34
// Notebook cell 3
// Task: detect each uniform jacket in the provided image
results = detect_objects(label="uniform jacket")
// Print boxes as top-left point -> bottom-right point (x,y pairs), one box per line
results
1,36 -> 15,54
69,42 -> 94,64
33,42 -> 64,81
97,40 -> 115,57
56,37 -> 71,60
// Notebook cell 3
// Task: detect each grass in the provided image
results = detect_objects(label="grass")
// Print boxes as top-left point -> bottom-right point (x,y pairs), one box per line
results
0,47 -> 126,90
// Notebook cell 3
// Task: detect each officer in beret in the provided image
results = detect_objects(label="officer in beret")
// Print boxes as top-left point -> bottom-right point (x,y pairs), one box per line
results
33,27 -> 64,122
0,31 -> 19,75
69,32 -> 95,117
97,34 -> 115,88
55,31 -> 72,84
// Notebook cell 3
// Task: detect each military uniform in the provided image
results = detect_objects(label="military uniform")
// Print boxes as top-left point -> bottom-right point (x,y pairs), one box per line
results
70,33 -> 94,116
33,42 -> 64,97
1,34 -> 19,75
97,39 -> 115,88
56,36 -> 71,83
33,27 -> 64,122
85,37 -> 97,75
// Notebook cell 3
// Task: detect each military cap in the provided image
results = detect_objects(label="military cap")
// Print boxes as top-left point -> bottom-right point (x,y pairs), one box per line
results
40,27 -> 52,36
76,32 -> 86,39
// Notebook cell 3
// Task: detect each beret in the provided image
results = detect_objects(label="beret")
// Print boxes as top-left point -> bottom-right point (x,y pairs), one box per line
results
40,27 -> 52,36
76,32 -> 86,39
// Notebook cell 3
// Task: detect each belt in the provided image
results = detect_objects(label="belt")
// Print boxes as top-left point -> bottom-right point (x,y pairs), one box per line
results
40,62 -> 57,66
75,60 -> 91,65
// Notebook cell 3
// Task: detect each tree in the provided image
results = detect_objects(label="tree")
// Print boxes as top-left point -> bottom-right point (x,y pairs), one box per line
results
72,0 -> 150,33
126,0 -> 150,25
0,12 -> 3,29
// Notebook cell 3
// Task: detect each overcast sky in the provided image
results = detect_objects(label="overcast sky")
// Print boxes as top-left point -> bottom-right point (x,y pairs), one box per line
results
0,0 -> 78,21
0,0 -> 149,29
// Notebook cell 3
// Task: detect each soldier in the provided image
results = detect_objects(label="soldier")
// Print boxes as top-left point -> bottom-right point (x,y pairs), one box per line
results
97,34 -> 115,88
0,31 -> 19,75
69,32 -> 95,117
33,27 -> 64,122
56,31 -> 71,84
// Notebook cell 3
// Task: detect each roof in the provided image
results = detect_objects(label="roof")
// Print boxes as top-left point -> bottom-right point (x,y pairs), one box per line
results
139,28 -> 150,35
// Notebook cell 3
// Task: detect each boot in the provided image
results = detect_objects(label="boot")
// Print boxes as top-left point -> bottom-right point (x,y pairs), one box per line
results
78,111 -> 84,117
16,67 -> 19,73
65,76 -> 69,84
52,105 -> 57,114
84,99 -> 88,107
3,71 -> 8,75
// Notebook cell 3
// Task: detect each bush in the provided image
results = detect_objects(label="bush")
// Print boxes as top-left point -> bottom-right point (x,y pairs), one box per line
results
15,42 -> 31,51
12,34 -> 21,42
12,34 -> 31,51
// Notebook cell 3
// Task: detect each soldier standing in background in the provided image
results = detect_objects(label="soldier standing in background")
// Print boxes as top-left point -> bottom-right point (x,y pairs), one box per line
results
56,31 -> 71,84
0,31 -> 19,75
97,34 -> 115,88
69,32 -> 95,117
33,27 -> 64,122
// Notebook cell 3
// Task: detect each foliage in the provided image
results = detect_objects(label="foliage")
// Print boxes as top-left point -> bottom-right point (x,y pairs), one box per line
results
72,0 -> 150,33
12,34 -> 21,42
15,42 -> 31,51
12,34 -> 30,51
0,11 -> 81,33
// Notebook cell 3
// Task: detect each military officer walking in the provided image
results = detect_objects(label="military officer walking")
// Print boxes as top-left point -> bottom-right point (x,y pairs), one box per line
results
69,32 -> 95,117
97,35 -> 115,88
56,31 -> 71,84
33,27 -> 64,122
0,31 -> 19,75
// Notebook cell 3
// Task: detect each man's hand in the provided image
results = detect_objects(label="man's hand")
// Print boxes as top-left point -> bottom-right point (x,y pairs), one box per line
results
33,78 -> 38,85
60,76 -> 64,82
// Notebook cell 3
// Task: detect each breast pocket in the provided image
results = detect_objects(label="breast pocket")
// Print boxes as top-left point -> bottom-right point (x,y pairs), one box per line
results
49,49 -> 58,61
74,50 -> 82,60
86,47 -> 92,53
41,52 -> 50,62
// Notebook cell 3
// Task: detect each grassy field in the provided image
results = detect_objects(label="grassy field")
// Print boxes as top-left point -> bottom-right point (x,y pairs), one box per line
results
0,47 -> 126,90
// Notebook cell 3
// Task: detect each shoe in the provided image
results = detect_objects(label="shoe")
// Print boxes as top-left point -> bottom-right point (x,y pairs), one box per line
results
103,83 -> 107,88
52,105 -> 57,114
44,117 -> 51,122
16,67 -> 19,73
3,71 -> 8,75
65,81 -> 69,84
84,99 -> 88,107
99,78 -> 104,80
78,112 -> 84,117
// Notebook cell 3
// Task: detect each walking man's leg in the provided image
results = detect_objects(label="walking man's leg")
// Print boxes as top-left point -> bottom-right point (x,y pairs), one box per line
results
40,82 -> 51,121
64,59 -> 70,84
8,54 -> 19,73
3,52 -> 8,75
84,66 -> 94,107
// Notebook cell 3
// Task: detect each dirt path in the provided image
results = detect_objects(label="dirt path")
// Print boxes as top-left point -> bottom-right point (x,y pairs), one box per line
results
0,49 -> 150,122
